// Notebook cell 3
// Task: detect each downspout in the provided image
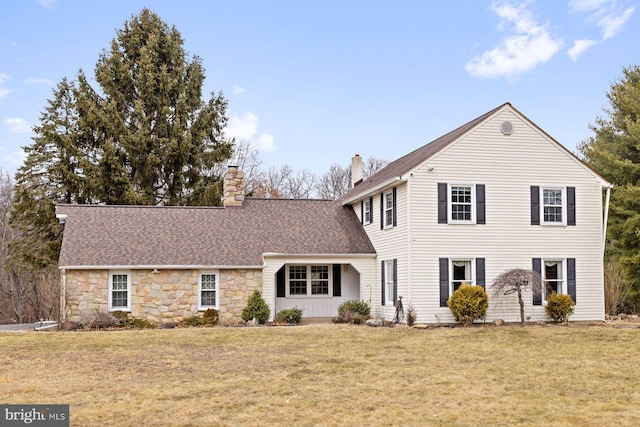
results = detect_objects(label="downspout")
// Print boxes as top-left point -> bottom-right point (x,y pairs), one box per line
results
602,185 -> 612,258
60,268 -> 66,324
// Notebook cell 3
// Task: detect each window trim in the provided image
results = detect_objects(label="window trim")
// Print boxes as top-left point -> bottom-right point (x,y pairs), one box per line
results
364,198 -> 372,225
448,184 -> 475,224
198,270 -> 220,310
384,259 -> 396,306
108,270 -> 131,312
542,259 -> 565,303
540,186 -> 566,226
286,265 -> 332,298
449,258 -> 475,295
383,190 -> 395,229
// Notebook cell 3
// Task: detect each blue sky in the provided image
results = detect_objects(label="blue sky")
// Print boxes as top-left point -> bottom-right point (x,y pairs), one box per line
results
1,0 -> 638,177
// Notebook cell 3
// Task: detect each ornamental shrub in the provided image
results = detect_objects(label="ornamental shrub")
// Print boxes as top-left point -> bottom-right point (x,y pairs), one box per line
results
241,290 -> 270,324
447,284 -> 489,326
274,307 -> 303,324
545,293 -> 575,323
337,300 -> 370,316
203,308 -> 219,325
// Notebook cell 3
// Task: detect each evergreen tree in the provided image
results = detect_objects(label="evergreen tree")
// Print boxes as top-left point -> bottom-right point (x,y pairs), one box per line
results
579,64 -> 640,307
9,8 -> 233,272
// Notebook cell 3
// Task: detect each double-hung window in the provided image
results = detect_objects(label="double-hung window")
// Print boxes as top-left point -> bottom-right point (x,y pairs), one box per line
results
199,271 -> 219,309
531,186 -> 575,226
542,188 -> 564,224
438,183 -> 485,224
384,191 -> 394,228
109,271 -> 131,311
364,198 -> 372,224
382,259 -> 397,306
543,260 -> 564,301
450,185 -> 473,222
451,259 -> 473,293
288,265 -> 330,296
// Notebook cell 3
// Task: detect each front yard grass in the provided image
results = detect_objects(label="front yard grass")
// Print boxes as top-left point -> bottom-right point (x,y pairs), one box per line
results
1,324 -> 639,426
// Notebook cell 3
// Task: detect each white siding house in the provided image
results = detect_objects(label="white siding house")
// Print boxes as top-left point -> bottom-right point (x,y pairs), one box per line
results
342,103 -> 611,323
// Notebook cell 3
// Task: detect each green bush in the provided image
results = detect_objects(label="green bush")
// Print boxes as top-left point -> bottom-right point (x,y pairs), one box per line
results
337,300 -> 370,316
545,293 -> 575,322
447,285 -> 489,326
241,290 -> 270,324
274,307 -> 303,324
203,308 -> 219,325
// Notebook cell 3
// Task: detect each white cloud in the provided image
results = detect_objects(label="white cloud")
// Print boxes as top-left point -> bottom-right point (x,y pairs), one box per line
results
25,77 -> 53,85
232,86 -> 245,94
255,133 -> 275,152
568,0 -> 611,13
466,2 -> 563,80
568,38 -> 596,60
599,6 -> 635,39
225,112 -> 276,152
0,73 -> 10,99
4,118 -> 32,134
37,0 -> 56,8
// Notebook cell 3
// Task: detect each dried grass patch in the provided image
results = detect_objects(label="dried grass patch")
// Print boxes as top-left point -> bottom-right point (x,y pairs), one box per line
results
1,324 -> 639,426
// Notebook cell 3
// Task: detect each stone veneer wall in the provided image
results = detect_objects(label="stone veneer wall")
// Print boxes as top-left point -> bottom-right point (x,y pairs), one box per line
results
64,268 -> 263,325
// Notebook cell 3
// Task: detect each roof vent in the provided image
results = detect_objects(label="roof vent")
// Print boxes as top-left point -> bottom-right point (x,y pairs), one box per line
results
500,121 -> 513,135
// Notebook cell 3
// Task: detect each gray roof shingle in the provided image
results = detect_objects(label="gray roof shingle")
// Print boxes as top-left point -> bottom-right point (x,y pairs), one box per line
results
57,199 -> 376,268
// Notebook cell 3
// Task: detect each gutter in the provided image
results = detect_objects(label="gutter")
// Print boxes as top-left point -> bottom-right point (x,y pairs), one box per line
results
341,176 -> 406,206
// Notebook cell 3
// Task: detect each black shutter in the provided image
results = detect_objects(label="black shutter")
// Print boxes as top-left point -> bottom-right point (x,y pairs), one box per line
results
361,201 -> 364,225
567,187 -> 576,226
438,183 -> 447,224
567,258 -> 576,302
531,186 -> 540,225
476,258 -> 485,289
392,259 -> 398,302
380,194 -> 384,230
392,187 -> 397,227
381,261 -> 386,305
439,258 -> 449,307
532,258 -> 542,305
368,197 -> 373,224
333,264 -> 342,297
476,184 -> 486,225
276,266 -> 286,298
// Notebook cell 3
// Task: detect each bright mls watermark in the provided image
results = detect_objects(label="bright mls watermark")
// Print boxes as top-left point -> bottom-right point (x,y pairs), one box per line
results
1,405 -> 69,426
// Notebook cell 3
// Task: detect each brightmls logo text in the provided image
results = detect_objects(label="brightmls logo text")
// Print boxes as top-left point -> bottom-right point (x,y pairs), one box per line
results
1,405 -> 68,426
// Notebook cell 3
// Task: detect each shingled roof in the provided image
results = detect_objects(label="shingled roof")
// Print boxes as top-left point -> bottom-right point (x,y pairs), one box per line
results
341,103 -> 508,203
57,199 -> 376,268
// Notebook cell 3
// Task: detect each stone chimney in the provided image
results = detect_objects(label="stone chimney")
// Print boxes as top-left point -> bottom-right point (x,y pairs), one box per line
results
351,154 -> 363,188
223,166 -> 245,207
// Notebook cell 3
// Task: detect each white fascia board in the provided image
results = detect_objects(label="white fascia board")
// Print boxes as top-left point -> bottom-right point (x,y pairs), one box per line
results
262,253 -> 377,259
341,176 -> 406,206
58,264 -> 264,270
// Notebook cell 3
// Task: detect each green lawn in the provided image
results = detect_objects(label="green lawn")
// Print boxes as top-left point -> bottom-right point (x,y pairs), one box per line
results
1,324 -> 639,426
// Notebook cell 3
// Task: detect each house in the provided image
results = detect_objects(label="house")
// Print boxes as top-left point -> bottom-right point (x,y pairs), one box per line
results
57,103 -> 611,325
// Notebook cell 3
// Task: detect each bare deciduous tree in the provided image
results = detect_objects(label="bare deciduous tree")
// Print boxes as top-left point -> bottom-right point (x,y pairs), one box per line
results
492,268 -> 541,325
316,164 -> 350,200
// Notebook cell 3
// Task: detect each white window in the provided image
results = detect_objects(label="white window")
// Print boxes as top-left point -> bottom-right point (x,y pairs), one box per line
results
109,271 -> 131,311
384,191 -> 394,228
450,259 -> 474,294
364,198 -> 372,224
541,187 -> 565,225
543,260 -> 564,301
384,260 -> 395,305
199,271 -> 219,309
449,185 -> 474,223
288,265 -> 330,296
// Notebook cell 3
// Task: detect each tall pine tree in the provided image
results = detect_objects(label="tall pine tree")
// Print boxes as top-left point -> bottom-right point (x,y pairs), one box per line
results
10,8 -> 233,272
579,64 -> 640,307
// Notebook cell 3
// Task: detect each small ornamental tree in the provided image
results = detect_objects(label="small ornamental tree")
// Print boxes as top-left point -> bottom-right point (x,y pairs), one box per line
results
447,284 -> 488,326
492,268 -> 542,325
241,290 -> 270,324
